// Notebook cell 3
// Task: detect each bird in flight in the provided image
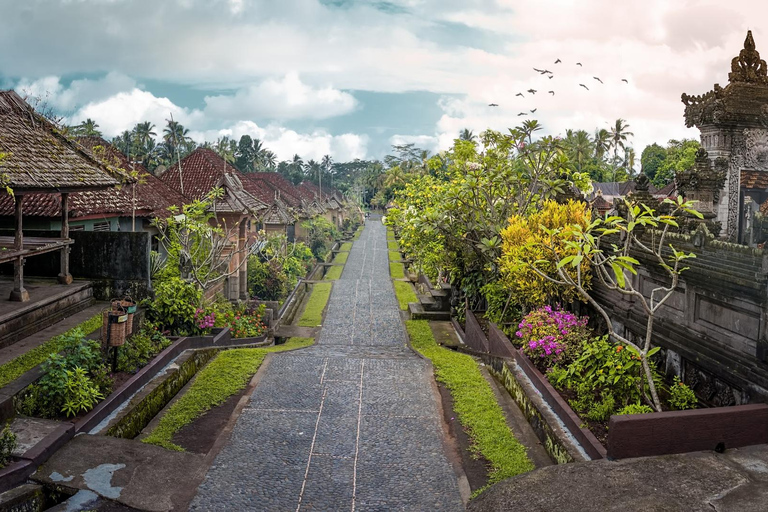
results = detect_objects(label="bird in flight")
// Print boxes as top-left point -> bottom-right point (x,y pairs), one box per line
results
549,90 -> 555,95
517,112 -> 528,116
527,89 -> 537,94
516,92 -> 524,97
533,67 -> 545,73
576,62 -> 583,67
579,84 -> 589,90
548,75 -> 554,79
593,77 -> 604,84
555,58 -> 562,64
488,103 -> 498,107
621,78 -> 629,83
530,108 -> 537,113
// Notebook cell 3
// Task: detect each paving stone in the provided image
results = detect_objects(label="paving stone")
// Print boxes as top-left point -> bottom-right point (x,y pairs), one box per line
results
191,221 -> 463,511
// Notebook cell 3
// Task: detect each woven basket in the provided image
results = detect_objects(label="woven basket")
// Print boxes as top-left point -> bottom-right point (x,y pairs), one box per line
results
102,301 -> 128,347
120,297 -> 137,336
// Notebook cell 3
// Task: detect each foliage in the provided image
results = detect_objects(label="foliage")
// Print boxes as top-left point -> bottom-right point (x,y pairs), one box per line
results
406,320 -> 533,492
641,143 -> 667,183
0,424 -> 16,469
389,262 -> 405,279
0,313 -> 102,389
642,139 -> 701,187
298,283 -> 333,327
515,306 -> 590,367
617,403 -> 654,415
219,304 -> 268,339
393,281 -> 418,311
142,338 -> 314,451
302,216 -> 339,259
147,277 -> 202,335
524,195 -> 703,411
18,330 -> 109,418
117,323 -> 173,373
668,376 -> 697,410
499,199 -> 591,309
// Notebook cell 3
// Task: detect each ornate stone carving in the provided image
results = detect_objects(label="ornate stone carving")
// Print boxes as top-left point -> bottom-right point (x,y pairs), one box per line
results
729,30 -> 768,84
743,128 -> 768,169
727,132 -> 746,241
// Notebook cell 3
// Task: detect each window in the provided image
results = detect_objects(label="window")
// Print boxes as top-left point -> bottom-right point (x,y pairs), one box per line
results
70,224 -> 85,232
93,221 -> 111,232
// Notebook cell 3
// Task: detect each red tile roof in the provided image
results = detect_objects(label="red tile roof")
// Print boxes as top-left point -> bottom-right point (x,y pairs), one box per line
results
0,137 -> 187,219
741,170 -> 768,190
160,147 -> 244,200
245,172 -> 303,208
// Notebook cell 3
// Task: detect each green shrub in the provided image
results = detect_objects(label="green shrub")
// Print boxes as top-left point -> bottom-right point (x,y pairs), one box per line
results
393,281 -> 417,311
298,283 -> 333,326
668,376 -> 697,410
147,277 -> 202,335
118,323 -> 173,373
584,393 -> 616,422
0,424 -> 16,469
60,367 -> 104,418
617,403 -> 654,415
406,320 -> 532,493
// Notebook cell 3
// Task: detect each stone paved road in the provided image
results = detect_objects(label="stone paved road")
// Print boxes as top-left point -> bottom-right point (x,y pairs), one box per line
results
191,219 -> 465,511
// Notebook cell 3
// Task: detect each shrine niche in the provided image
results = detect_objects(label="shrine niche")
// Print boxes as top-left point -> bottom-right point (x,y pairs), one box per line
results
681,31 -> 768,243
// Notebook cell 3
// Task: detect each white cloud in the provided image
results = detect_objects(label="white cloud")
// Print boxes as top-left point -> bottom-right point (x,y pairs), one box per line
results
16,72 -> 137,113
204,73 -> 358,121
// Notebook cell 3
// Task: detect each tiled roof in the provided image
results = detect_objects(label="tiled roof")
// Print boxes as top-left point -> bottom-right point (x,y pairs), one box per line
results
0,90 -> 121,192
160,148 -> 242,201
209,174 -> 268,216
654,181 -> 677,198
247,172 -> 303,208
591,195 -> 613,212
0,137 -> 186,219
741,170 -> 768,190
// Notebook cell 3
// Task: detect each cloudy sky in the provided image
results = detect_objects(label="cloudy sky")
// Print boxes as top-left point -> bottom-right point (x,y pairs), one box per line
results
0,0 -> 764,162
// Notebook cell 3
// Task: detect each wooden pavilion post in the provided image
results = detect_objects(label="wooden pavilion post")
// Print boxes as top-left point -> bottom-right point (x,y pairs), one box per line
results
10,194 -> 29,302
239,218 -> 248,300
58,192 -> 73,284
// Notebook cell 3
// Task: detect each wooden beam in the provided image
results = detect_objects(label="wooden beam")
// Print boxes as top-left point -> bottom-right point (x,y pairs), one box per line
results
10,195 -> 29,302
58,192 -> 73,284
239,219 -> 248,300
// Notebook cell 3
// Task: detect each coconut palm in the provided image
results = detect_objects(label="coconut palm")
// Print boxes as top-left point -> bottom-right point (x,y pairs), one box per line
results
459,128 -> 477,143
609,119 -> 634,181
594,128 -> 611,162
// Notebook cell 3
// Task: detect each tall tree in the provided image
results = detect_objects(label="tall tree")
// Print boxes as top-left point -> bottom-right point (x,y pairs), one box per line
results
641,143 -> 667,183
609,118 -> 634,181
235,135 -> 256,172
459,128 -> 477,143
71,118 -> 102,137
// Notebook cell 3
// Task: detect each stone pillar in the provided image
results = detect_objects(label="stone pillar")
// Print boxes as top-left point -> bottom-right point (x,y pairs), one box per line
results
239,219 -> 248,300
58,192 -> 73,284
10,195 -> 29,302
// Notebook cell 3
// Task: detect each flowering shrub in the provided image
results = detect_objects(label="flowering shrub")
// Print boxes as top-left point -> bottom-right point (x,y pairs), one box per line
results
516,306 -> 590,366
668,376 -> 697,410
194,309 -> 216,331
218,304 -> 268,339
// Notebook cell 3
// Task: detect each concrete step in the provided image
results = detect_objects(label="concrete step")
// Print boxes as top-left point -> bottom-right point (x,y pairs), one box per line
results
408,302 -> 451,321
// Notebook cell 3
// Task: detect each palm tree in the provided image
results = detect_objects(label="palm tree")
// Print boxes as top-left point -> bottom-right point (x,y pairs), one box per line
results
624,147 -> 637,177
163,120 -> 191,158
459,128 -> 477,143
593,128 -> 611,162
74,118 -> 102,137
322,154 -> 333,187
214,136 -> 236,163
260,150 -> 277,171
609,119 -> 634,181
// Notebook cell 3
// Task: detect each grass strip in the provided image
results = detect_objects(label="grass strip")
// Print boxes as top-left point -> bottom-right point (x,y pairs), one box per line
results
142,337 -> 315,451
332,252 -> 349,265
298,282 -> 333,326
389,262 -> 405,279
0,313 -> 103,389
323,265 -> 343,281
340,242 -> 353,251
393,280 -> 418,311
389,250 -> 401,262
406,320 -> 533,495
387,241 -> 400,251
353,227 -> 364,240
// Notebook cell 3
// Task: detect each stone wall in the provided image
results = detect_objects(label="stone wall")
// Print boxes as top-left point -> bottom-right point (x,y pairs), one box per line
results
592,232 -> 768,405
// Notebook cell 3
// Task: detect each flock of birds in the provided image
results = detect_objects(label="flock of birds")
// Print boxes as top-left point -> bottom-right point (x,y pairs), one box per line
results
487,58 -> 630,116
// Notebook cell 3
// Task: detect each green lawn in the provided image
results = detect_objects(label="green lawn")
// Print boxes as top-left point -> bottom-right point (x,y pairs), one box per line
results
393,280 -> 418,310
332,252 -> 349,265
340,242 -> 353,251
389,262 -> 405,279
323,265 -> 343,280
406,320 -> 533,494
389,250 -> 401,262
298,282 -> 333,326
0,313 -> 103,389
387,241 -> 400,251
142,338 -> 314,451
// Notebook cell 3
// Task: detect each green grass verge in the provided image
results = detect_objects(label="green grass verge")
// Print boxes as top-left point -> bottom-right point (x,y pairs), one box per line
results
298,282 -> 333,326
353,227 -> 364,240
332,252 -> 349,265
393,280 -> 418,311
142,337 -> 315,451
387,241 -> 400,251
389,250 -> 401,262
389,262 -> 405,279
340,242 -> 352,251
323,265 -> 343,281
406,320 -> 533,494
0,313 -> 103,389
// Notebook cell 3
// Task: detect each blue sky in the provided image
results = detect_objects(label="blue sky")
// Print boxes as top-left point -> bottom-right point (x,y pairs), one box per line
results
0,0 -> 764,162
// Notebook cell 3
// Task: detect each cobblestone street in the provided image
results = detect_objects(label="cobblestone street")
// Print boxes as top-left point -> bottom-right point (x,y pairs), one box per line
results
192,220 -> 465,511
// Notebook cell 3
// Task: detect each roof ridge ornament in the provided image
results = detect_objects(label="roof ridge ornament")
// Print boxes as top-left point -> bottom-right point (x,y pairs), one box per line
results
729,30 -> 768,84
